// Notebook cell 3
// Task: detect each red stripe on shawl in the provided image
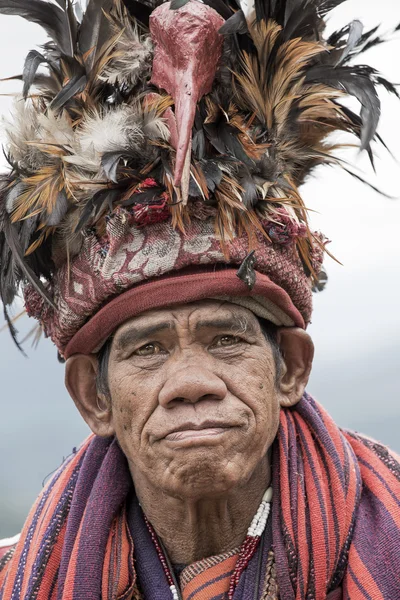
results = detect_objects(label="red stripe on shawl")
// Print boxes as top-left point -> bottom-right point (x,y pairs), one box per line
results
18,439 -> 93,599
294,413 -> 329,598
345,547 -> 384,600
0,447 -> 80,600
34,521 -> 68,600
60,517 -> 84,600
276,397 -> 362,600
102,512 -> 134,600
316,407 -> 359,539
348,436 -> 400,527
299,403 -> 359,553
1,496 -> 44,596
295,467 -> 309,600
182,554 -> 238,600
20,460 -> 79,598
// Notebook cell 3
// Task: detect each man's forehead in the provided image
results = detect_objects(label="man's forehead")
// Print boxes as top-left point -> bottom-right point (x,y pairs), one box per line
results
113,300 -> 258,339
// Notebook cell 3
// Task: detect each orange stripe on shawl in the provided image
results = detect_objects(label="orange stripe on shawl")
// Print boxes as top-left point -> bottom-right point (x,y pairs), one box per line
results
181,554 -> 238,600
349,436 -> 400,528
344,547 -> 384,600
102,510 -> 136,600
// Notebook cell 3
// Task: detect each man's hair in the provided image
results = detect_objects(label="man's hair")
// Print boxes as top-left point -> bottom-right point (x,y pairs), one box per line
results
96,318 -> 282,399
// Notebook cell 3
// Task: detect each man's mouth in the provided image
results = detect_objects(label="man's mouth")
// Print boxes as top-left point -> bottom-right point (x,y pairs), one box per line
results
165,427 -> 230,442
162,421 -> 234,443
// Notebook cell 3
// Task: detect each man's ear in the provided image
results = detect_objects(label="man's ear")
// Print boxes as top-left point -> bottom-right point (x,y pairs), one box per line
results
276,328 -> 314,407
65,354 -> 115,437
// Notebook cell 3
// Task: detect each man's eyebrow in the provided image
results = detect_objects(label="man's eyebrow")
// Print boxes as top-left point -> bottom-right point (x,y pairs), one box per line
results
115,322 -> 174,350
194,317 -> 257,335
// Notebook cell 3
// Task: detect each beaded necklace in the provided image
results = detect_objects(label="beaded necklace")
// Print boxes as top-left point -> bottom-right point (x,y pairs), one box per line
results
144,487 -> 273,600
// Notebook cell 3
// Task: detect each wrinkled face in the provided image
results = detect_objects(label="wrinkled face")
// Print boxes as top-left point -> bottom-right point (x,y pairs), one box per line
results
105,300 -> 283,500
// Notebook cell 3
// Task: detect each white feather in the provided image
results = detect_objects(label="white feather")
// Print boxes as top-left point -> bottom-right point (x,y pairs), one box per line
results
77,106 -> 143,155
2,100 -> 76,173
99,14 -> 153,87
37,110 -> 75,149
240,0 -> 256,24
2,100 -> 41,170
143,114 -> 170,142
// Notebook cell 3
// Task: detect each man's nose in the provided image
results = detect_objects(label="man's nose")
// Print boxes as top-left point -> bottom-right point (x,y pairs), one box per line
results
158,366 -> 227,407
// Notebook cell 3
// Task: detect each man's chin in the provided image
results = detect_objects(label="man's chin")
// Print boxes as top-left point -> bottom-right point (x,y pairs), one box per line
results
152,451 -> 253,500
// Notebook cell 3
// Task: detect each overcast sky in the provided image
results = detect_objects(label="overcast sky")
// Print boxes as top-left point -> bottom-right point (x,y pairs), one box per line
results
0,0 -> 399,538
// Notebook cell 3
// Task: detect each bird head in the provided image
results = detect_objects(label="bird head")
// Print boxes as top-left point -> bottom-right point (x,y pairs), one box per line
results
150,1 -> 224,194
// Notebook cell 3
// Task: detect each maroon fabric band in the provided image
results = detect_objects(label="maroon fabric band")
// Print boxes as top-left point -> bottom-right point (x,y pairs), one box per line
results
64,268 -> 304,358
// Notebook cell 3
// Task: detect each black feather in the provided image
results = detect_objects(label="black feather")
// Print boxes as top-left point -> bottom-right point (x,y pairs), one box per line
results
120,0 -> 153,27
204,121 -> 254,166
74,186 -> 124,232
305,65 -> 380,150
169,0 -> 189,9
375,76 -> 400,99
312,265 -> 328,292
0,0 -> 77,56
49,71 -> 86,111
2,215 -> 56,308
341,167 -> 397,198
202,160 -> 222,192
101,151 -> 130,184
22,49 -> 47,98
335,20 -> 363,66
122,188 -> 163,206
78,0 -> 114,70
240,174 -> 258,208
46,189 -> 69,226
236,250 -> 256,290
201,0 -> 233,20
0,297 -> 26,355
219,10 -> 248,35
192,130 -> 206,160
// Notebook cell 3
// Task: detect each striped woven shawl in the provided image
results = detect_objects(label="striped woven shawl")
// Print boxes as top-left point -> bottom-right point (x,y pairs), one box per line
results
1,394 -> 399,599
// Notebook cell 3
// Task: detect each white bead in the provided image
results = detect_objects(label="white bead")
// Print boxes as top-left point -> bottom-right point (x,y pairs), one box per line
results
247,487 -> 273,537
170,585 -> 179,599
263,487 -> 273,503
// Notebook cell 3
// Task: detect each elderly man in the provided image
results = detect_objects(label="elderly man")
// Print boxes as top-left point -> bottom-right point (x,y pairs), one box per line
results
0,0 -> 399,598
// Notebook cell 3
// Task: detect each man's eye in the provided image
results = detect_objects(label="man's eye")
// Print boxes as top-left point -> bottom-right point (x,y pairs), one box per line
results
134,343 -> 165,356
213,335 -> 242,347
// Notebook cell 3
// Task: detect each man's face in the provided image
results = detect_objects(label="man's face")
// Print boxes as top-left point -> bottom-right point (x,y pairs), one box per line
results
105,300 -> 283,500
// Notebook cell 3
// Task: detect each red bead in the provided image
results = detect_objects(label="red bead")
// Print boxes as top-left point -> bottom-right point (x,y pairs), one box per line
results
145,516 -> 263,600
144,516 -> 175,588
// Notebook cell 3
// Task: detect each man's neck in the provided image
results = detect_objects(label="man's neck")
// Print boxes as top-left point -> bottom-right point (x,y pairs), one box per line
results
130,456 -> 271,565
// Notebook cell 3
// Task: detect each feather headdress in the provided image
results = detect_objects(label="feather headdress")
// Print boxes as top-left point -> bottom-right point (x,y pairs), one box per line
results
0,0 -> 398,351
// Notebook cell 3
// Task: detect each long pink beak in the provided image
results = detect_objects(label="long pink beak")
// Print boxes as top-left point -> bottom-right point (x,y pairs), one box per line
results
150,1 -> 224,195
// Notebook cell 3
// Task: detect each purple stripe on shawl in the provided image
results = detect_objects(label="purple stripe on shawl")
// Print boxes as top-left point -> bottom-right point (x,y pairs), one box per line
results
186,570 -> 233,600
358,455 -> 400,506
57,436 -> 113,599
318,445 -> 341,580
286,414 -> 299,545
298,395 -> 347,491
232,514 -> 272,600
9,453 -> 78,600
352,486 -> 400,596
347,565 -> 373,600
72,439 -> 131,600
127,493 -> 172,598
24,464 -> 81,598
